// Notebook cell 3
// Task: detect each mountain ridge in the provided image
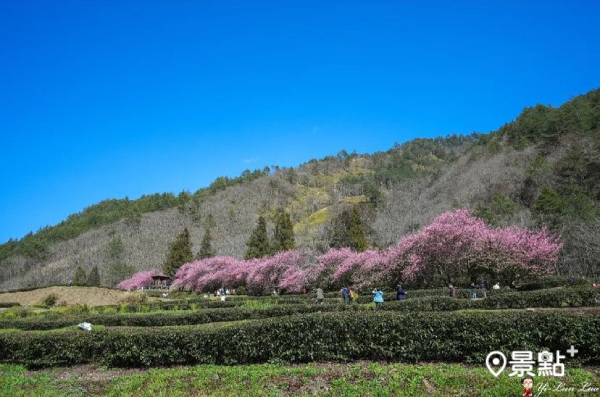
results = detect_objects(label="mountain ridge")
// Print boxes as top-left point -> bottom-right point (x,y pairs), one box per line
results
1,88 -> 598,290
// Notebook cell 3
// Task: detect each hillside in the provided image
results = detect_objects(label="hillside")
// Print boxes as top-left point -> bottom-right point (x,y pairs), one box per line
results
1,89 -> 599,291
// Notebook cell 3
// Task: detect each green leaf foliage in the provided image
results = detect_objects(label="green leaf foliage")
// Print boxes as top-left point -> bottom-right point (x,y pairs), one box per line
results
474,194 -> 518,226
271,211 -> 295,254
72,267 -> 87,286
86,266 -> 101,287
162,228 -> 194,277
245,216 -> 271,260
1,308 -> 599,368
329,207 -> 368,252
3,287 -> 594,332
500,89 -> 600,147
196,228 -> 215,260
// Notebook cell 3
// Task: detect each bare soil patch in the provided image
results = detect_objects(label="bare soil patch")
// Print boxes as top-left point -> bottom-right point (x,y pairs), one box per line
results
0,286 -> 131,307
25,364 -> 144,382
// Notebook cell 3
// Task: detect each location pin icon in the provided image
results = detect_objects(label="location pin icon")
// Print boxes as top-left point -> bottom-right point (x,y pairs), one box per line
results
486,351 -> 507,377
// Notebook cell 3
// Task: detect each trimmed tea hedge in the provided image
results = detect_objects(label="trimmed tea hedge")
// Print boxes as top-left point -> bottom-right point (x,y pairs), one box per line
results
1,288 -> 596,331
0,304 -> 346,330
379,289 -> 600,311
355,287 -> 598,305
0,302 -> 20,308
1,309 -> 598,368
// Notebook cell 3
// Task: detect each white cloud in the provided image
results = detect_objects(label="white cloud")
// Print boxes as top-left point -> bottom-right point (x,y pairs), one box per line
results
244,157 -> 261,164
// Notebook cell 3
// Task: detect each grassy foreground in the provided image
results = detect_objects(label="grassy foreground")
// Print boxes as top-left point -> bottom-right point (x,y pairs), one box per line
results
1,362 -> 598,397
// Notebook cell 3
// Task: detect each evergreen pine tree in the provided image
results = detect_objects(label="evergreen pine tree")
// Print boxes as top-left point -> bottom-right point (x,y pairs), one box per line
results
330,210 -> 352,249
348,207 -> 368,252
73,266 -> 87,286
329,207 -> 368,252
533,187 -> 565,230
86,265 -> 101,286
107,232 -> 124,260
245,216 -> 271,259
196,228 -> 215,259
162,228 -> 194,277
272,210 -> 295,254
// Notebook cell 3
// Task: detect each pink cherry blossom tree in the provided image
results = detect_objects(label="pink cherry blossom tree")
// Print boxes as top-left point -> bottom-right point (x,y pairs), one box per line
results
160,209 -> 563,293
398,210 -> 562,285
117,270 -> 165,291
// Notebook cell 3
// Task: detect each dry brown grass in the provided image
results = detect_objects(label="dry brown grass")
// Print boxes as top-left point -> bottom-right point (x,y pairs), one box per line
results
0,286 -> 131,307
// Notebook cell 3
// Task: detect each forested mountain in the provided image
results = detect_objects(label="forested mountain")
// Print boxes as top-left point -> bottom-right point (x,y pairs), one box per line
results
1,89 -> 599,291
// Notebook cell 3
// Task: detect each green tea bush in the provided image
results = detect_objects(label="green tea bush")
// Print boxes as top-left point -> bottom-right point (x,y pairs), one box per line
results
0,302 -> 20,308
1,288 -> 596,331
1,309 -> 598,368
0,304 -> 344,331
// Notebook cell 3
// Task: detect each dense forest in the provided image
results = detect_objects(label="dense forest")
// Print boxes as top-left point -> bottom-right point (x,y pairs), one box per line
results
1,88 -> 598,290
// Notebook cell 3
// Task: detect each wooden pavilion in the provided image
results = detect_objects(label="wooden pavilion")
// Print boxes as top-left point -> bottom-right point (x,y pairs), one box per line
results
151,273 -> 170,289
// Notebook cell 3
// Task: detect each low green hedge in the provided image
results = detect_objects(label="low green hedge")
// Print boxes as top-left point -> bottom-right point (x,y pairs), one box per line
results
0,302 -> 20,308
357,287 -> 598,305
517,276 -> 590,291
0,304 -> 347,331
1,309 -> 598,368
1,288 -> 597,331
91,295 -> 342,314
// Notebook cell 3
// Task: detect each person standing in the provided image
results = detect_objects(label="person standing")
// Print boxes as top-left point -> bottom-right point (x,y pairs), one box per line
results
396,284 -> 406,301
448,284 -> 456,298
341,287 -> 350,305
479,282 -> 487,298
316,288 -> 324,305
372,288 -> 384,309
349,289 -> 356,304
468,282 -> 477,299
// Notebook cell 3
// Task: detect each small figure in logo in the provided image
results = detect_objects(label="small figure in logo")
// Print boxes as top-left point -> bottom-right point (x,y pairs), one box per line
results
522,376 -> 533,397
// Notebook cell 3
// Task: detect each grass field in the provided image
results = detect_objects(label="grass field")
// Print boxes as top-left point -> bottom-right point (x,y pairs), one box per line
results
1,362 -> 598,397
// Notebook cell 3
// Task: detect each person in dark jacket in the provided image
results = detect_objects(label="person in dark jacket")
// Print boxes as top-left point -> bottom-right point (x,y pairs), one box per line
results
341,287 -> 350,305
396,284 -> 406,300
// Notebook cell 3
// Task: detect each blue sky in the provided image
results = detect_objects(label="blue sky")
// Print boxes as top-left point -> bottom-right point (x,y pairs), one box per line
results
1,1 -> 599,243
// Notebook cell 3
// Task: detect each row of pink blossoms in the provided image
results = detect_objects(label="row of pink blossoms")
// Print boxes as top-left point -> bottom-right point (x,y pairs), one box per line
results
118,210 -> 562,293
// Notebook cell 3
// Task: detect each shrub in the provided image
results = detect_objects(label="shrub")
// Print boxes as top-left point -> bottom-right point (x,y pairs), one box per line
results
41,294 -> 59,307
1,288 -> 597,331
119,292 -> 148,306
0,309 -> 598,368
0,302 -> 20,308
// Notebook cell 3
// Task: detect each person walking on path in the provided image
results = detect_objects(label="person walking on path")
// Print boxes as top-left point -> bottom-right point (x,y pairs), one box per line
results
396,284 -> 406,301
372,288 -> 384,309
316,288 -> 324,305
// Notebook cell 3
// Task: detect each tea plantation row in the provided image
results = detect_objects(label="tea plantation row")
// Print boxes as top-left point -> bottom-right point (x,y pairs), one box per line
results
0,288 -> 597,331
1,309 -> 598,368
